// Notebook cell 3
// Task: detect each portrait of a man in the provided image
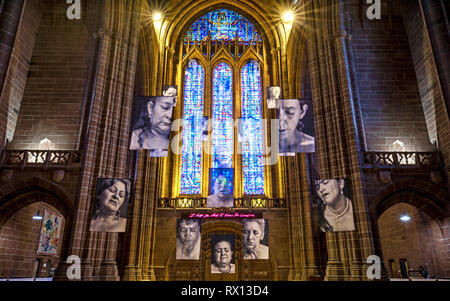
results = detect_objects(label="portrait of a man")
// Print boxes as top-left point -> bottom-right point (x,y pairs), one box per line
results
130,96 -> 174,157
207,168 -> 234,208
315,179 -> 355,232
90,178 -> 131,233
277,98 -> 315,154
243,219 -> 269,260
267,86 -> 281,109
211,235 -> 235,274
176,219 -> 202,260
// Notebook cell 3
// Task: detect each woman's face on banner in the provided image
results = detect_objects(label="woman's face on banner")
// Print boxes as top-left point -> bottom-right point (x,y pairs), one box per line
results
214,240 -> 233,266
316,179 -> 343,206
243,221 -> 263,251
100,180 -> 126,215
149,97 -> 173,136
213,175 -> 231,198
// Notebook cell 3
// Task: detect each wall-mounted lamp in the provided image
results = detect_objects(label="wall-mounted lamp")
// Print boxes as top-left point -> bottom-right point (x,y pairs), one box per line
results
33,209 -> 43,221
39,138 -> 53,150
282,10 -> 295,23
400,214 -> 411,223
153,11 -> 162,22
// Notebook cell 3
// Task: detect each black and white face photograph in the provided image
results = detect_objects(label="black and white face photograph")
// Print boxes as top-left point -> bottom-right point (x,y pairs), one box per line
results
162,85 -> 178,106
130,96 -> 174,155
90,178 -> 131,233
315,179 -> 355,232
277,98 -> 315,154
207,168 -> 234,208
243,219 -> 269,260
237,117 -> 259,143
267,86 -> 281,109
211,235 -> 235,274
176,219 -> 202,260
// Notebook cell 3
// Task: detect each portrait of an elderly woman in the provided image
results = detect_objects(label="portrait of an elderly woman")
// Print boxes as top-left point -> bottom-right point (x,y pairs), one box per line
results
243,219 -> 269,259
277,98 -> 315,154
130,96 -> 174,155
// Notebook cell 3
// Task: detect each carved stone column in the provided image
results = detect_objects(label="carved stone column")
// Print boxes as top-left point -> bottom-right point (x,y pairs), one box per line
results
54,0 -> 142,281
304,0 -> 381,281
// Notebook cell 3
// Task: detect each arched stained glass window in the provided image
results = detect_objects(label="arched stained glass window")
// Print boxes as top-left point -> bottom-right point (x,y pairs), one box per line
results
185,9 -> 261,42
180,9 -> 265,198
241,61 -> 264,195
212,62 -> 233,168
180,59 -> 205,194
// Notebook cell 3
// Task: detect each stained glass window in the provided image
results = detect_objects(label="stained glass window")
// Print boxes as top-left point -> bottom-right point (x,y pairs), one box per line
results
241,61 -> 264,195
185,9 -> 261,42
212,62 -> 233,169
180,59 -> 205,194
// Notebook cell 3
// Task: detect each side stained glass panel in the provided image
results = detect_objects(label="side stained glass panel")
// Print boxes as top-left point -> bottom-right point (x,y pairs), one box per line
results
180,59 -> 205,194
212,62 -> 233,169
241,61 -> 264,195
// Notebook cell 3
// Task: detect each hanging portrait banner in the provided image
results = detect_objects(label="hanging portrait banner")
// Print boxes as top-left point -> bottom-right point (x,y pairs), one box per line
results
176,219 -> 202,260
267,86 -> 281,109
207,168 -> 234,208
242,219 -> 269,260
130,96 -> 174,157
314,179 -> 355,232
277,98 -> 315,154
89,178 -> 131,233
211,234 -> 235,274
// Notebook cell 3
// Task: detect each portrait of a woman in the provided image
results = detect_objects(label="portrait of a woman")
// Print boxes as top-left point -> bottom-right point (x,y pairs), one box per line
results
315,178 -> 355,232
90,178 -> 131,233
211,235 -> 235,274
278,98 -> 315,154
130,96 -> 174,155
207,168 -> 234,208
243,219 -> 269,259
267,86 -> 281,109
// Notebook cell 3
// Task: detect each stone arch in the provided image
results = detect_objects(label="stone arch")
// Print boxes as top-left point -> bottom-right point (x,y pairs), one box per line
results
369,178 -> 449,222
0,176 -> 75,277
0,176 -> 74,228
368,178 -> 449,278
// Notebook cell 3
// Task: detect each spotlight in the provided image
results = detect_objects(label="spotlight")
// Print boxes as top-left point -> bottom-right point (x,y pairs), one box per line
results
282,11 -> 295,23
153,11 -> 162,22
400,214 -> 411,223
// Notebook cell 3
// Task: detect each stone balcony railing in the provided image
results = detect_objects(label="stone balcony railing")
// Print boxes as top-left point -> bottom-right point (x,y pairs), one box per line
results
363,151 -> 442,169
0,150 -> 82,170
158,196 -> 287,209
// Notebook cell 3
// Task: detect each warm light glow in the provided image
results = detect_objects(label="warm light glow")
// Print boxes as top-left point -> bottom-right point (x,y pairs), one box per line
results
400,214 -> 411,223
39,138 -> 52,150
282,11 -> 295,23
153,11 -> 162,22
